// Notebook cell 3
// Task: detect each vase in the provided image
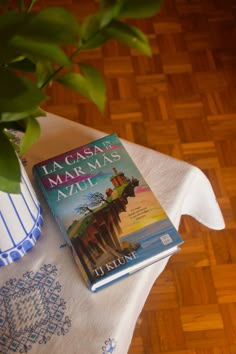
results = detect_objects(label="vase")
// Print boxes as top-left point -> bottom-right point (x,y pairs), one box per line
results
0,162 -> 43,266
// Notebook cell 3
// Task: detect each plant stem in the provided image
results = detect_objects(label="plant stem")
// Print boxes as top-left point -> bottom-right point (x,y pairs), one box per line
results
26,0 -> 37,13
39,48 -> 81,89
39,19 -> 108,89
39,65 -> 63,89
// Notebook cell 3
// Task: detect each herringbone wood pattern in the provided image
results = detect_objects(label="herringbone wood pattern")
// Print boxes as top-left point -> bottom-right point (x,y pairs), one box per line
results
40,0 -> 236,353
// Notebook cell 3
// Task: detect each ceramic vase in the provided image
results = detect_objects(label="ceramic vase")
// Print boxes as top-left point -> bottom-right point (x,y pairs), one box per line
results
0,163 -> 43,266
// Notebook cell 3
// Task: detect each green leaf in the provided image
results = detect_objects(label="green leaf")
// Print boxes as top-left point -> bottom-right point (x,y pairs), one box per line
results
104,20 -> 151,56
20,7 -> 80,44
0,66 -> 25,97
79,31 -> 109,50
19,116 -> 40,154
0,11 -> 30,64
99,0 -> 163,21
57,64 -> 106,113
79,10 -> 110,49
0,130 -> 21,193
57,73 -> 88,99
0,67 -> 46,113
99,0 -> 123,26
80,13 -> 102,42
9,35 -> 71,67
0,107 -> 46,122
80,63 -> 106,113
119,0 -> 163,18
0,11 -> 27,38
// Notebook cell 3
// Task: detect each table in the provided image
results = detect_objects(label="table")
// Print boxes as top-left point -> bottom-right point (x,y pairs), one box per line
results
0,113 -> 225,354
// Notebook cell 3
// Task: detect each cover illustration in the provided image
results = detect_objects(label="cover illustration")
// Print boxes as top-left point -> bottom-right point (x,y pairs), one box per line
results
33,134 -> 183,291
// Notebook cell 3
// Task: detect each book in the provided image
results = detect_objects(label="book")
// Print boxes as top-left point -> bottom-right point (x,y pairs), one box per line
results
33,134 -> 183,291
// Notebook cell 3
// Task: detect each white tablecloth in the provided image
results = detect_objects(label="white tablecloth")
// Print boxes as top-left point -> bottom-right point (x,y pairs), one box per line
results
0,113 -> 225,354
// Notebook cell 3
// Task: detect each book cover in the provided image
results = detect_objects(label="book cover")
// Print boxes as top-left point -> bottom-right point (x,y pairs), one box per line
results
33,134 -> 183,291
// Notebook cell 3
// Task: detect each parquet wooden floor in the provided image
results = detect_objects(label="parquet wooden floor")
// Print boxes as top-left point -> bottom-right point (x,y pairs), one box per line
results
40,0 -> 236,353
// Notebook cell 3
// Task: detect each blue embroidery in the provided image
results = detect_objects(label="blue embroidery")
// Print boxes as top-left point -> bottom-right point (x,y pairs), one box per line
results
0,264 -> 71,353
102,338 -> 117,353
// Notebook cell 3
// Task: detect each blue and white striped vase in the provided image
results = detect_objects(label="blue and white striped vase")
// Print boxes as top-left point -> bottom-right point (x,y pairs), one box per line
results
0,163 -> 43,266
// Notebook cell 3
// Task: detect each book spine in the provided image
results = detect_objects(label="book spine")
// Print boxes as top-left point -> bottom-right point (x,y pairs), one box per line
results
71,248 -> 93,290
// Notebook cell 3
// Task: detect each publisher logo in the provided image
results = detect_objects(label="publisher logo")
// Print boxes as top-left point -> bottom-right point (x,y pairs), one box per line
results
160,234 -> 173,245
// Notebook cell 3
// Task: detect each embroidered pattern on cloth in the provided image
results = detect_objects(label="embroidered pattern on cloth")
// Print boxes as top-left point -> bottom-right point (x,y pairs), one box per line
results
102,338 -> 117,353
0,264 -> 71,353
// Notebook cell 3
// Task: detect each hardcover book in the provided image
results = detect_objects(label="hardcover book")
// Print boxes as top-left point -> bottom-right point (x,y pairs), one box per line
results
33,134 -> 183,291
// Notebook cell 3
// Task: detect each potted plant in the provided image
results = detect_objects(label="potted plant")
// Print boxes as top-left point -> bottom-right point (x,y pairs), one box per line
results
0,0 -> 163,264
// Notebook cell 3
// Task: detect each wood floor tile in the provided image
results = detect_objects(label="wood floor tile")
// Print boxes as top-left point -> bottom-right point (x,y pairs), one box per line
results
180,305 -> 224,332
38,0 -> 236,353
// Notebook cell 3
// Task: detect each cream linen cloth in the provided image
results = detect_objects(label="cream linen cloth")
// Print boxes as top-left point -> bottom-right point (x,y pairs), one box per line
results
0,113 -> 225,354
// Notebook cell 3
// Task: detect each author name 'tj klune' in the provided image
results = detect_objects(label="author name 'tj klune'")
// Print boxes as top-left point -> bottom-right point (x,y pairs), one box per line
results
94,251 -> 138,277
